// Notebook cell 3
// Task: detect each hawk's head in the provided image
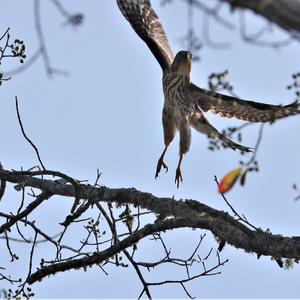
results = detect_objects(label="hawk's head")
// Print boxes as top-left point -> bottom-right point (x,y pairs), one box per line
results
171,51 -> 192,76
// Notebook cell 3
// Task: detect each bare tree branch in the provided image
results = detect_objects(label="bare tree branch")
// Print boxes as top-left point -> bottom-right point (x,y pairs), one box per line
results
0,168 -> 300,266
223,0 -> 300,39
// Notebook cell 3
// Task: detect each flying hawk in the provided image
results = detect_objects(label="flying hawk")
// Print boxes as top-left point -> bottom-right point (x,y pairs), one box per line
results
117,0 -> 300,187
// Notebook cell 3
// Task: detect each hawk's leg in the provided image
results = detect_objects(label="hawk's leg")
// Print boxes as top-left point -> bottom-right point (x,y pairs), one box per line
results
155,145 -> 169,179
175,119 -> 191,188
155,108 -> 176,179
175,154 -> 183,188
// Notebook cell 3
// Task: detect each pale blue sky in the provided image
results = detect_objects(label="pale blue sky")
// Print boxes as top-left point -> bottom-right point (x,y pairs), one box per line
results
0,0 -> 300,298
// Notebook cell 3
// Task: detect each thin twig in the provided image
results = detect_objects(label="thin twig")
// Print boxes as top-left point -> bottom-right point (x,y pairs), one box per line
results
214,175 -> 258,230
15,96 -> 46,170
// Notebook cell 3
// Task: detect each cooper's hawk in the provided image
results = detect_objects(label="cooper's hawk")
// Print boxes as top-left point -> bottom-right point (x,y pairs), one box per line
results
117,0 -> 300,187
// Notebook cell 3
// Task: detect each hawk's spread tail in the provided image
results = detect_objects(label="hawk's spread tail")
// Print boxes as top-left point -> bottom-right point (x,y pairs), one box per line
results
191,111 -> 252,153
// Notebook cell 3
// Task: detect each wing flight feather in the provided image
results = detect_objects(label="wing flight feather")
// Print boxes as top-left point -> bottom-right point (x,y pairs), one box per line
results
190,83 -> 300,123
117,0 -> 174,70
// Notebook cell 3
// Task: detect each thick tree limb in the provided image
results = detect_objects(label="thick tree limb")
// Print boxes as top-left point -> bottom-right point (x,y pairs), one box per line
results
0,168 -> 300,285
26,217 -> 225,284
224,0 -> 300,37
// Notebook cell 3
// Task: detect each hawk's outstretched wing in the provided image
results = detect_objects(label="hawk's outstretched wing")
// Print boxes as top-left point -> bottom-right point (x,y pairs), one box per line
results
117,0 -> 300,123
117,0 -> 174,70
190,84 -> 300,123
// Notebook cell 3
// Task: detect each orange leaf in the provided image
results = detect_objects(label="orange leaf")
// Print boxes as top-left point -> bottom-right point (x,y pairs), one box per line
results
218,167 -> 242,194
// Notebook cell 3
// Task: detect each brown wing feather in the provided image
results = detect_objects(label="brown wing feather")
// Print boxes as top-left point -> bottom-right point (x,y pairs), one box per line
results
189,83 -> 300,123
117,0 -> 174,70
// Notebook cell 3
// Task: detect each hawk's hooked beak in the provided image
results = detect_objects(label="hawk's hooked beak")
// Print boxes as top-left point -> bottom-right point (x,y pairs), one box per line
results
172,51 -> 192,76
186,52 -> 192,60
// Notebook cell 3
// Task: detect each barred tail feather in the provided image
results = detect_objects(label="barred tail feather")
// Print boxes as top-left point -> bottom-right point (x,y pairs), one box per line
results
190,111 -> 252,153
